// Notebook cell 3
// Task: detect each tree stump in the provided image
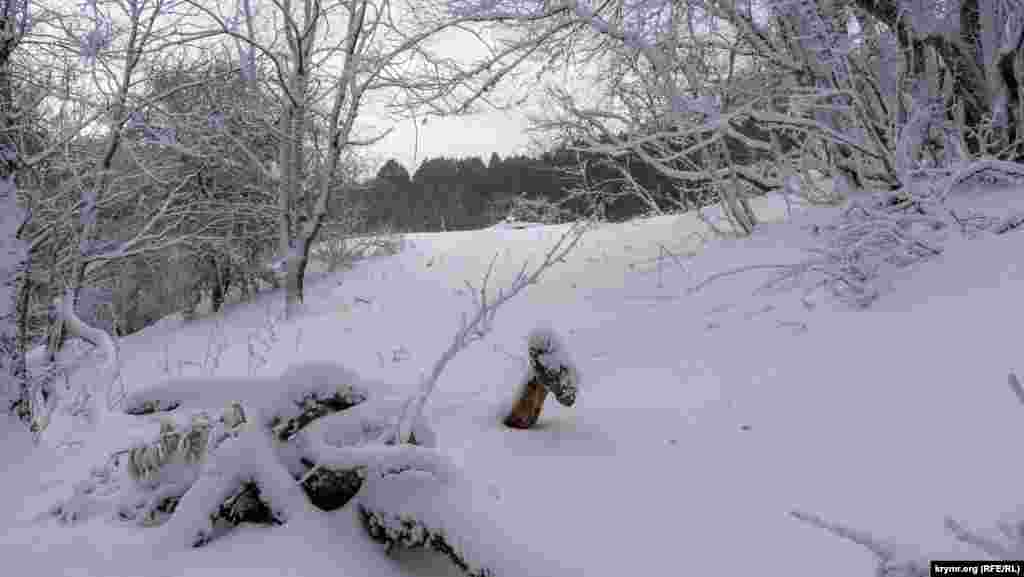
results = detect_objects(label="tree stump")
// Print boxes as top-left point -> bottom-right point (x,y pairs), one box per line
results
503,379 -> 549,429
502,326 -> 579,430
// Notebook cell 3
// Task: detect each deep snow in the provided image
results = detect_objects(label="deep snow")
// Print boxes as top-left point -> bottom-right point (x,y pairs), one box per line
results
2,188 -> 1023,576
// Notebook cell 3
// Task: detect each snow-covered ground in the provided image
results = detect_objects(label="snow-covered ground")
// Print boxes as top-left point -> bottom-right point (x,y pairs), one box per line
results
2,187 -> 1023,576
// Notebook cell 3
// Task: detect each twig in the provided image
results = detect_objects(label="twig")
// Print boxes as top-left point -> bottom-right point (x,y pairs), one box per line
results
1008,373 -> 1024,407
944,517 -> 1016,559
689,264 -> 795,295
790,510 -> 896,561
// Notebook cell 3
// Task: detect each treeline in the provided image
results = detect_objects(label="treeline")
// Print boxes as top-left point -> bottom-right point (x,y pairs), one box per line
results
355,149 -> 672,232
354,123 -> 785,233
354,148 -> 691,232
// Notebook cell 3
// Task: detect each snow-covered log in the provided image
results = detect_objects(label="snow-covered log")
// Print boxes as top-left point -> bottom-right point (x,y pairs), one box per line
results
159,423 -> 318,548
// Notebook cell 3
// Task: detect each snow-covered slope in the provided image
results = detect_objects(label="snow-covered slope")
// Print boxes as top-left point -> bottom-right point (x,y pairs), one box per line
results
2,189 -> 1023,576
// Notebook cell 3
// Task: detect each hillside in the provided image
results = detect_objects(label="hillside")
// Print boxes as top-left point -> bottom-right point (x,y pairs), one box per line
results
2,189 -> 1023,576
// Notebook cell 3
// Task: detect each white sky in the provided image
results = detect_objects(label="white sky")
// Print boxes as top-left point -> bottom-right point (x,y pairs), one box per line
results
357,12 -> 558,175
366,106 -> 536,174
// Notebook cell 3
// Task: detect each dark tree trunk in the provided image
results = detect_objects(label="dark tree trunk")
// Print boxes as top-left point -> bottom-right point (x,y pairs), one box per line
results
856,0 -> 993,155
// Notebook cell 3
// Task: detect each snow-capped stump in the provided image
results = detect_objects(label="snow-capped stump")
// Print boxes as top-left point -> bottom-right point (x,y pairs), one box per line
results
503,327 -> 580,429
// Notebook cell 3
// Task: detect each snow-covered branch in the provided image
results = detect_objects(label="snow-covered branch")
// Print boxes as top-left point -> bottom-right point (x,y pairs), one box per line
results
790,510 -> 930,576
302,431 -> 463,484
50,288 -> 121,421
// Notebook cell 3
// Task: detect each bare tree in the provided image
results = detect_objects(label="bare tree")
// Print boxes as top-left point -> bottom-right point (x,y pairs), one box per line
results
0,0 -> 59,424
6,0 -> 262,430
455,0 -> 1024,238
174,0 -> 576,317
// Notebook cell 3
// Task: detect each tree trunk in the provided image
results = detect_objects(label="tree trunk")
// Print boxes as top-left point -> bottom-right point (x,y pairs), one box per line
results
503,380 -> 549,429
210,275 -> 224,313
285,255 -> 305,316
210,255 -> 226,314
284,217 -> 324,316
855,0 -> 993,156
11,261 -> 31,423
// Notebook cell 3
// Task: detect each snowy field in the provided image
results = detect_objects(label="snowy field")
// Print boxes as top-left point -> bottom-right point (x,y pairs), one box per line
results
3,186 -> 1024,576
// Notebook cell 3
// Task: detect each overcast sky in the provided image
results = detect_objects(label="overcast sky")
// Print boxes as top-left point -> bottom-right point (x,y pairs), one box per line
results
358,11 -> 561,176
366,106 -> 536,174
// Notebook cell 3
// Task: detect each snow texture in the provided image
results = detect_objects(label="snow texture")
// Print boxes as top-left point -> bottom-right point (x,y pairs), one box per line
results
12,191 -> 1024,576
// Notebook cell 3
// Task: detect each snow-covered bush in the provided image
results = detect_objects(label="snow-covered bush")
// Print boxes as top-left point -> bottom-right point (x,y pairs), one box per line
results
126,414 -> 210,482
787,187 -> 947,309
503,195 -> 576,226
794,159 -> 1024,308
693,158 -> 1024,309
311,221 -> 403,274
52,222 -> 586,574
51,402 -> 246,526
52,357 -> 473,553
